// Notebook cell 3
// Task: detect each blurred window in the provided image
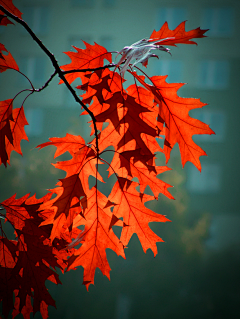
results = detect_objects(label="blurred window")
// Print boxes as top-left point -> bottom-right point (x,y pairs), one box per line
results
155,59 -> 183,83
115,294 -> 131,319
21,6 -> 50,35
25,108 -> 44,136
71,0 -> 95,7
156,7 -> 187,30
187,163 -> 221,193
206,215 -> 240,250
99,36 -> 113,51
201,7 -> 234,37
192,110 -> 226,142
19,56 -> 46,86
103,0 -> 116,6
197,60 -> 230,89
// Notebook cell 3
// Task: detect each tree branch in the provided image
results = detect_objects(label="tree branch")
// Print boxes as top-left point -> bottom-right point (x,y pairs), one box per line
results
62,63 -> 117,75
35,70 -> 58,92
0,4 -> 100,153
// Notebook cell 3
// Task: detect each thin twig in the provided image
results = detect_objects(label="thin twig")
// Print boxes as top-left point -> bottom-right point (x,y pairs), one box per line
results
17,70 -> 35,90
0,5 -> 100,154
62,63 -> 117,75
35,70 -> 58,92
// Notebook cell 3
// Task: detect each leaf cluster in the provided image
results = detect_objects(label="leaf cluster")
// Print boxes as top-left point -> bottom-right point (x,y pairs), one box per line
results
0,1 -> 213,318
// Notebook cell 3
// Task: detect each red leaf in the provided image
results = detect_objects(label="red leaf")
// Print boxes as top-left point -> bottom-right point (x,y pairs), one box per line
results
129,71 -> 215,171
150,21 -> 208,46
0,14 -> 13,26
109,150 -> 174,200
108,178 -> 170,256
0,238 -> 17,268
0,100 -> 29,166
115,22 -> 207,76
39,175 -> 86,242
37,134 -> 103,187
37,134 -> 104,241
12,295 -> 33,319
60,41 -> 112,84
89,90 -> 159,157
0,44 -> 19,72
0,15 -> 215,315
0,0 -> 22,19
67,187 -> 125,290
0,237 -> 19,318
37,133 -> 86,158
0,194 -> 66,319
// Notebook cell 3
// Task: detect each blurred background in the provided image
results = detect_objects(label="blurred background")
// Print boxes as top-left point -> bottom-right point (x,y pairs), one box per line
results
0,0 -> 240,318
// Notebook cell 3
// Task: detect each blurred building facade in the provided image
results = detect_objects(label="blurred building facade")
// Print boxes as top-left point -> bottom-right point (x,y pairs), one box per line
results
3,0 -> 239,242
0,0 -> 240,318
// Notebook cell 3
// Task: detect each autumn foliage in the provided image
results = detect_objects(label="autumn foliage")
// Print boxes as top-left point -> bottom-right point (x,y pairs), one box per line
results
0,1 -> 214,318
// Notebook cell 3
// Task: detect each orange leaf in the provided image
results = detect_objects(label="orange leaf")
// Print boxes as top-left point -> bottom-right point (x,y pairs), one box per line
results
129,71 -> 215,171
0,14 -> 13,26
0,101 -> 28,166
37,133 -> 87,159
0,193 -> 65,319
0,44 -> 19,72
0,0 -> 22,19
60,41 -> 112,84
39,175 -> 86,241
150,21 -> 208,46
67,187 -> 125,290
109,150 -> 174,200
108,178 -> 170,256
37,134 -> 104,241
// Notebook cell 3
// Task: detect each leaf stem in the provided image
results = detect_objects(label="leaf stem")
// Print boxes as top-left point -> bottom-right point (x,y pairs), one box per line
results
17,70 -> 35,90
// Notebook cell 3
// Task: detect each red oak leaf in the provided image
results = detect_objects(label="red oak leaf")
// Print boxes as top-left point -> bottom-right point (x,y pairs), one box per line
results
39,175 -> 85,242
0,43 -> 7,53
12,295 -> 33,319
78,70 -> 112,106
91,91 -> 159,157
108,150 -> 174,200
0,12 -> 214,317
115,22 -> 207,75
79,69 -> 124,134
129,71 -> 215,171
37,134 -> 104,241
126,83 -> 164,156
37,133 -> 87,158
0,100 -> 28,166
108,178 -> 170,256
79,69 -> 123,108
37,134 -> 102,186
0,238 -> 17,268
60,41 -> 112,85
0,0 -> 22,19
0,193 -> 66,319
0,44 -> 19,72
66,187 -> 125,290
150,21 -> 208,46
0,14 -> 13,26
0,237 -> 19,319
0,99 -> 14,146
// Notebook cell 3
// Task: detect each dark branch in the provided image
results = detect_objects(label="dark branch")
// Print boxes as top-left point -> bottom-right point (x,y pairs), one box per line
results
62,63 -> 117,75
0,5 -> 100,153
35,70 -> 58,92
